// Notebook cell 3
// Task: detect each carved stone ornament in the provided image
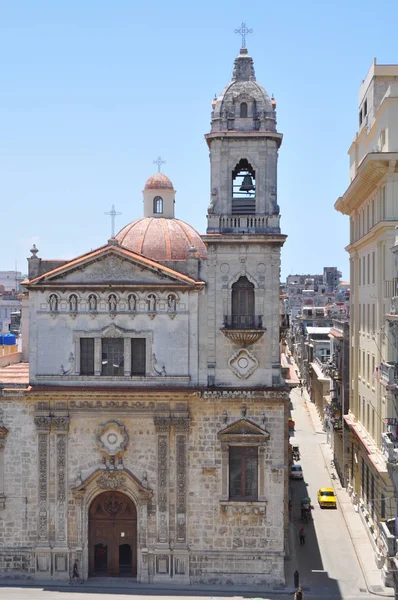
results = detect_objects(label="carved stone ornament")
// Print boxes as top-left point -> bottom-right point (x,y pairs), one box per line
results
0,425 -> 9,449
228,347 -> 258,379
53,416 -> 70,432
102,323 -> 125,338
97,473 -> 127,490
34,416 -> 52,432
96,421 -> 129,457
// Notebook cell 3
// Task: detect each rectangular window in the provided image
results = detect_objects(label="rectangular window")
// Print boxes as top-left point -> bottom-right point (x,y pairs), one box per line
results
366,204 -> 369,232
371,198 -> 375,226
371,474 -> 374,517
367,254 -> 370,285
361,458 -> 365,497
363,256 -> 366,284
80,338 -> 94,375
358,303 -> 361,331
372,408 -> 375,440
381,186 -> 386,219
359,259 -> 361,286
364,99 -> 368,116
101,338 -> 124,376
131,338 -> 146,376
381,494 -> 386,519
372,251 -> 375,284
372,356 -> 375,384
367,304 -> 370,333
363,351 -> 365,378
363,305 -> 366,331
382,244 -> 386,281
358,348 -> 361,375
372,304 -> 375,334
229,446 -> 258,500
358,393 -> 361,421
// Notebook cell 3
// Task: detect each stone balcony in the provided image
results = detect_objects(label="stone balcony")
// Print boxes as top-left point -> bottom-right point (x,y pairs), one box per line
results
221,315 -> 266,346
379,361 -> 398,390
380,519 -> 397,557
381,431 -> 398,463
207,213 -> 281,234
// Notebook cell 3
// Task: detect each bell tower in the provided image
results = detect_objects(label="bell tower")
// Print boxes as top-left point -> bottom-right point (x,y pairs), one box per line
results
205,45 -> 283,234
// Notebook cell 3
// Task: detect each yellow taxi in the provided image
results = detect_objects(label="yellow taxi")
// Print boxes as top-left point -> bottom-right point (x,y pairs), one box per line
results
317,487 -> 337,508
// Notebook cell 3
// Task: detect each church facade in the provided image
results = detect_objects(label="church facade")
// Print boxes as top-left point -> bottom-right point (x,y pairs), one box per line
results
1,45 -> 289,586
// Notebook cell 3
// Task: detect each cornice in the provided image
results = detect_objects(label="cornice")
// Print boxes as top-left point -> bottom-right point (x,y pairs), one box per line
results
335,153 -> 398,215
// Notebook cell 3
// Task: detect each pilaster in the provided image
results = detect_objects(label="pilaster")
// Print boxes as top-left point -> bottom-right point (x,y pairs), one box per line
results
34,415 -> 52,575
153,416 -> 172,581
0,423 -> 9,509
52,415 -> 70,578
172,417 -> 190,583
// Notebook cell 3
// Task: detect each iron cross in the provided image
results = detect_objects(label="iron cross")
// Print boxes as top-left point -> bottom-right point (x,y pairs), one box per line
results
153,156 -> 166,173
234,22 -> 253,48
104,204 -> 122,238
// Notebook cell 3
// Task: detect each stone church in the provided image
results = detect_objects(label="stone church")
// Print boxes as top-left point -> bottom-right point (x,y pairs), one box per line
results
0,43 -> 289,585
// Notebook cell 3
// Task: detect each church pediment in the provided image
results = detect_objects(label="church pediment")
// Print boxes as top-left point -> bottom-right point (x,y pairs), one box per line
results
217,418 -> 269,442
71,468 -> 152,505
26,245 -> 203,289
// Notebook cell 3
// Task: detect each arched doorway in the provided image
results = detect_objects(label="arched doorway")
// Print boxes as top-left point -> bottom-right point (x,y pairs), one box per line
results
88,491 -> 137,577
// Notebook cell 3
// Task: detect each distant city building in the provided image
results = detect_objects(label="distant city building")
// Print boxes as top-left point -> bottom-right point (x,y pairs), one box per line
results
0,271 -> 23,293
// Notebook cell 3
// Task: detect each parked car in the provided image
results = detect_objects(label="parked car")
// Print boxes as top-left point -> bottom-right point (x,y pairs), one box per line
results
290,464 -> 303,479
317,487 -> 337,508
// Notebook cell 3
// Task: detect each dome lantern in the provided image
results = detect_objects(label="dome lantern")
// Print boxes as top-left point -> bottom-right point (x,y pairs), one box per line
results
143,172 -> 175,219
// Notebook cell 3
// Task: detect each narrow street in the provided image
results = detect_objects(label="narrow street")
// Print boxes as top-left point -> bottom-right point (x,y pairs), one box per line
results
288,385 -> 374,598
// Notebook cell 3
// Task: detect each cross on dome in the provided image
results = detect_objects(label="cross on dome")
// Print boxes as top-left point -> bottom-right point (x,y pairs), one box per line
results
234,22 -> 253,49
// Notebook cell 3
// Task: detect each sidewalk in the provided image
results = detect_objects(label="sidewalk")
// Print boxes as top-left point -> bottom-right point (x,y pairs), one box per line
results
304,392 -> 394,597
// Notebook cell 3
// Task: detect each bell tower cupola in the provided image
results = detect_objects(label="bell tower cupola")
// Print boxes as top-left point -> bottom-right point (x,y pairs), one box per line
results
205,39 -> 283,234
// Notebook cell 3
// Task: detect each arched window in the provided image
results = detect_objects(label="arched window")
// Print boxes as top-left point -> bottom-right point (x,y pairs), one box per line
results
240,102 -> 248,118
232,158 -> 256,214
231,276 -> 255,328
153,196 -> 163,214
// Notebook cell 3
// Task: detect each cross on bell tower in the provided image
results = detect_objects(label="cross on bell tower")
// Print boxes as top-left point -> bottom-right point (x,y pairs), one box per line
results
234,22 -> 253,49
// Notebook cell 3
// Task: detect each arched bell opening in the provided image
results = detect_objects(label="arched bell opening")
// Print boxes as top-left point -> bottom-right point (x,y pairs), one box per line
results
88,491 -> 137,578
232,159 -> 256,215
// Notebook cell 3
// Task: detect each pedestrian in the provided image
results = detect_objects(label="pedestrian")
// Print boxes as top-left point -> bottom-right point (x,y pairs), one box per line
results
288,499 -> 292,519
294,569 -> 299,588
294,586 -> 304,600
299,527 -> 305,545
70,559 -> 82,584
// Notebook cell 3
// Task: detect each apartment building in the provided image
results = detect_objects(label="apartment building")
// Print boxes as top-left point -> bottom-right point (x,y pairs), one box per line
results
335,60 -> 398,540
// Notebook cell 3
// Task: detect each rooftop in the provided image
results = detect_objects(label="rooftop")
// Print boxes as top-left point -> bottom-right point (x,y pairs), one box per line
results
0,362 -> 29,388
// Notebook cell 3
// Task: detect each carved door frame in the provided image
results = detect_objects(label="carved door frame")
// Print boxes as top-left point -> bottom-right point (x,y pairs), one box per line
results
72,469 -> 152,582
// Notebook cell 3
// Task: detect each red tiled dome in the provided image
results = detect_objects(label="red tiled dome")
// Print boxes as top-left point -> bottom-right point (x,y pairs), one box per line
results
144,173 -> 174,190
116,217 -> 207,261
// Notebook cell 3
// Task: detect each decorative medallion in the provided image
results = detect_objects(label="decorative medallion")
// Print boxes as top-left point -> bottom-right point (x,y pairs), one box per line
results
96,421 -> 129,457
228,348 -> 258,379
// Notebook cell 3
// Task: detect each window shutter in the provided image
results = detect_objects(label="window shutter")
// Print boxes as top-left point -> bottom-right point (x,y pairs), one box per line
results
131,338 -> 146,376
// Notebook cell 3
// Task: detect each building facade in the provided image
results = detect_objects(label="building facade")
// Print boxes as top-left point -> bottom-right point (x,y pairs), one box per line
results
0,45 -> 289,585
335,59 -> 398,548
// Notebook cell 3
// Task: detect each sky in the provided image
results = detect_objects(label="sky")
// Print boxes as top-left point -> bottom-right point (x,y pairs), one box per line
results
2,1 -> 398,281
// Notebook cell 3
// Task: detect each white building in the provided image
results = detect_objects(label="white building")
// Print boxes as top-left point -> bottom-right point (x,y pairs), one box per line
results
335,59 -> 398,540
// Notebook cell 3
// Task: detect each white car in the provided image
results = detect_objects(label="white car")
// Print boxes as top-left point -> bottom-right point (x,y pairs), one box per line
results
290,464 -> 303,479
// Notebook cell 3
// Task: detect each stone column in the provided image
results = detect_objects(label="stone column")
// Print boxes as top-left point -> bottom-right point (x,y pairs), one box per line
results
172,417 -> 190,583
154,416 -> 172,581
52,416 -> 70,578
138,503 -> 149,583
34,415 -> 52,576
0,423 -> 9,509
220,443 -> 229,501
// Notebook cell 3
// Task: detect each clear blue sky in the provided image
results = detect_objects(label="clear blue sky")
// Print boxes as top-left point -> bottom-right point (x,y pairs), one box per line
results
2,0 -> 398,280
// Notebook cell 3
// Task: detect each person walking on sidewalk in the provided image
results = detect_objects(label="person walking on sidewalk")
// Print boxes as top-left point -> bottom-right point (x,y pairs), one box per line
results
294,586 -> 304,599
299,527 -> 306,545
70,559 -> 82,584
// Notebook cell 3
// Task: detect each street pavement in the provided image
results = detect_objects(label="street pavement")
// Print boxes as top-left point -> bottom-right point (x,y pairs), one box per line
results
0,386 -> 394,600
285,383 -> 394,599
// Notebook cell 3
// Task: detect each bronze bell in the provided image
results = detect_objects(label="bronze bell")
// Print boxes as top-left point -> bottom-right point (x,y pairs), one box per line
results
239,174 -> 255,192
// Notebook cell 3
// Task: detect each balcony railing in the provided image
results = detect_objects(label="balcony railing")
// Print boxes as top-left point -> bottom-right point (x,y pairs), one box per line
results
379,361 -> 398,388
380,519 -> 397,557
381,431 -> 398,463
223,315 -> 264,330
207,213 -> 281,234
384,278 -> 398,298
221,315 -> 265,346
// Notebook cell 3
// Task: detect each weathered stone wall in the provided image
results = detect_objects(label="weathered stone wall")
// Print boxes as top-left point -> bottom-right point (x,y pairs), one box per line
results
0,389 -> 288,585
